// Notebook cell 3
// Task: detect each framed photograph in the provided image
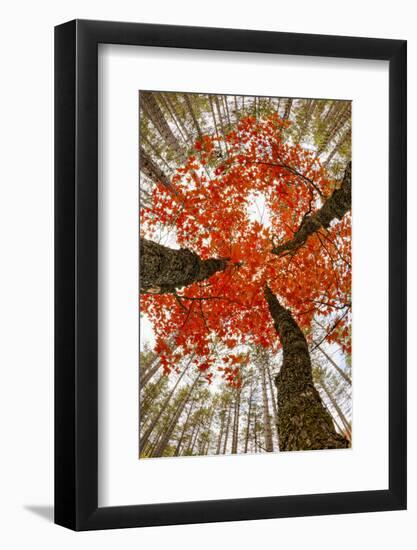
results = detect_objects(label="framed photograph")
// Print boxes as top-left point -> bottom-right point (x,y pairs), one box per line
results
55,19 -> 406,530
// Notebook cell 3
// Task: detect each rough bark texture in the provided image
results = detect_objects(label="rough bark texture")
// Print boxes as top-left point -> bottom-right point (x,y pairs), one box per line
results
140,238 -> 227,294
264,286 -> 350,451
272,161 -> 351,256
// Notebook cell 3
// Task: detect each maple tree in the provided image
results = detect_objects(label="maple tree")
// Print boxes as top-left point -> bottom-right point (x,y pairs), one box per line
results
140,101 -> 352,452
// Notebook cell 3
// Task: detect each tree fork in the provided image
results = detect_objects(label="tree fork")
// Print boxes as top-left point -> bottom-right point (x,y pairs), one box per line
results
264,286 -> 349,451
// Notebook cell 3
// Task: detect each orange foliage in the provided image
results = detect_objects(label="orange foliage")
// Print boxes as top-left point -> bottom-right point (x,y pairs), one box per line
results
141,114 -> 351,384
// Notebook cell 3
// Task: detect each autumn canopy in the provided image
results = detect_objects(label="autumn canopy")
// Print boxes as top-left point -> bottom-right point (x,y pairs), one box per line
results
140,94 -> 352,453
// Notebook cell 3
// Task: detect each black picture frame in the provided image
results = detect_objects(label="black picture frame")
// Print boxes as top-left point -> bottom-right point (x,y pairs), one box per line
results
55,19 -> 407,531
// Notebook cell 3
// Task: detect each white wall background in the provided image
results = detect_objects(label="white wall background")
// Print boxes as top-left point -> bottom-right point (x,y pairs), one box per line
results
0,1 -> 414,548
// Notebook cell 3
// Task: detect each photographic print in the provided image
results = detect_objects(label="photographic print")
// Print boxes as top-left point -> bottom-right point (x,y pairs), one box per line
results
139,92 -> 352,458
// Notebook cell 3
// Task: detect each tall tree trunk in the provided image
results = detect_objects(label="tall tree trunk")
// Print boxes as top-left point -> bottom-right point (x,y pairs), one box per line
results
244,382 -> 253,453
140,357 -> 161,388
266,362 -> 280,448
231,389 -> 241,454
174,396 -> 197,456
283,98 -> 293,120
323,125 -> 350,167
313,340 -> 351,385
140,92 -> 185,161
321,396 -> 345,435
204,407 -> 216,455
209,95 -> 224,156
152,371 -> 201,457
140,373 -> 165,426
158,93 -> 190,146
140,145 -> 174,192
318,377 -> 352,439
222,402 -> 232,454
223,95 -> 231,127
214,95 -> 229,156
297,99 -> 315,143
151,393 -> 187,457
189,422 -> 201,454
260,361 -> 274,452
264,286 -> 349,451
140,237 -> 227,294
216,409 -> 226,454
140,355 -> 192,450
184,94 -> 203,142
186,423 -> 197,454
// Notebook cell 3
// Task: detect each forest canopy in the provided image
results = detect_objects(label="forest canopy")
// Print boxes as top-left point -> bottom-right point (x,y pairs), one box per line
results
139,92 -> 352,457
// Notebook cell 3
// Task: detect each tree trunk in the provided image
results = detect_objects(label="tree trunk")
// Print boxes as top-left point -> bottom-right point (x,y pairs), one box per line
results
264,286 -> 350,451
214,95 -> 229,156
140,373 -> 165,425
140,145 -> 174,192
140,92 -> 185,161
203,407 -> 215,455
318,377 -> 352,439
151,393 -> 187,457
313,341 -> 352,385
140,237 -> 227,294
222,402 -> 232,454
253,411 -> 259,453
266,362 -> 280,448
140,357 -> 161,388
189,422 -> 201,454
186,424 -> 197,454
184,94 -> 203,142
152,371 -> 201,457
231,389 -> 241,454
216,409 -> 226,454
283,98 -> 293,120
261,362 -> 274,452
244,382 -> 253,453
140,355 -> 192,450
174,396 -> 196,456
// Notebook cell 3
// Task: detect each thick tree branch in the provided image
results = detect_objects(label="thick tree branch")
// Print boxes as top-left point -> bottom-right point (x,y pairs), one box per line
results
271,162 -> 351,256
140,238 -> 227,294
